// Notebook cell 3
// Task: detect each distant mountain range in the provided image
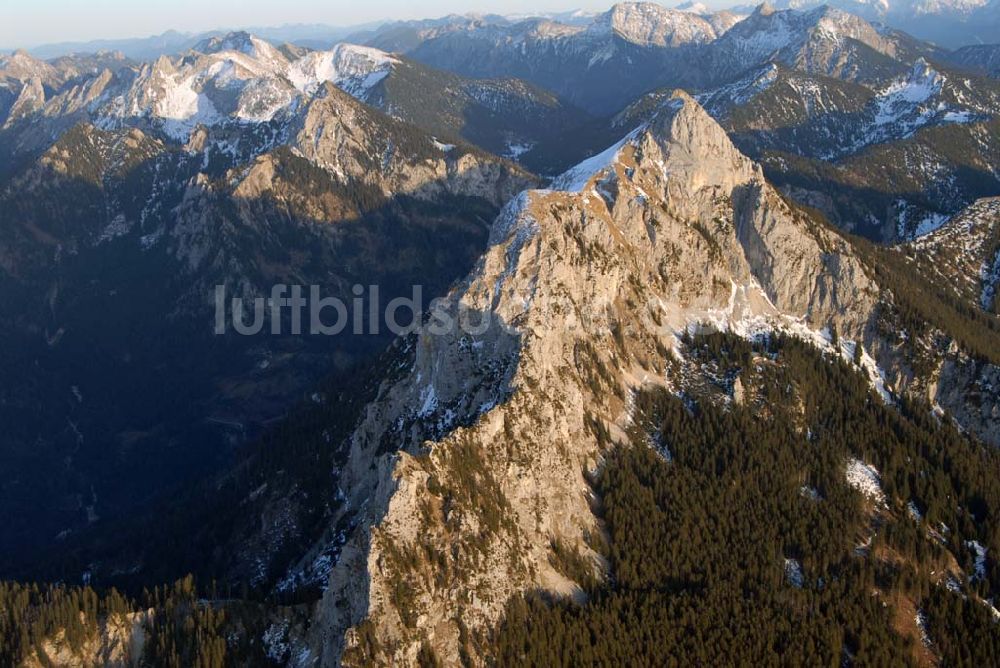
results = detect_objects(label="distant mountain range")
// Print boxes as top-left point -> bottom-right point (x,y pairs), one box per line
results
11,0 -> 1000,61
735,0 -> 1000,47
11,23 -> 383,61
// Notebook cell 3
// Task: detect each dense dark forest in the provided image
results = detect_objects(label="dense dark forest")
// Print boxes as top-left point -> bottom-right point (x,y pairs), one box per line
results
497,333 -> 1000,666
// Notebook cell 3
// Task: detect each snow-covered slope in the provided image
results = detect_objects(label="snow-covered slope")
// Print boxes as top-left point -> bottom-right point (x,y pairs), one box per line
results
194,31 -> 289,65
0,33 -> 589,170
675,1 -> 712,13
4,36 -> 434,147
701,58 -> 998,160
374,1 -> 949,114
759,0 -> 987,18
95,38 -> 404,139
682,53 -> 1000,240
287,44 -> 398,98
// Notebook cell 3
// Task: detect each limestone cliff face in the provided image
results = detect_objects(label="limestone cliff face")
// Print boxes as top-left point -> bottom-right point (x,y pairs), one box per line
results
291,84 -> 534,209
20,612 -> 148,668
306,90 -> 887,666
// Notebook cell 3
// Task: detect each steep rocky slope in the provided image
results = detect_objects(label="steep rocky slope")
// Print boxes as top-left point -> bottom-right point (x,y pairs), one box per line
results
905,197 -> 1000,314
290,90 -> 996,665
949,43 -> 1000,78
2,8 -> 1000,665
891,198 -> 1000,447
3,68 -> 999,668
706,3 -> 915,85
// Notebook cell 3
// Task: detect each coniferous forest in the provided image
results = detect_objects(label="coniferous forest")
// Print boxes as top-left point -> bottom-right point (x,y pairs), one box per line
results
497,333 -> 1000,667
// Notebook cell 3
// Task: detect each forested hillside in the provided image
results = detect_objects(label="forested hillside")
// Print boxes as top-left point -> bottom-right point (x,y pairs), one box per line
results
498,333 -> 1000,667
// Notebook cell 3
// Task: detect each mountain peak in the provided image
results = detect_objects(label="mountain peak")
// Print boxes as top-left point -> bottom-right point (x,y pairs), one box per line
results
1,49 -> 48,69
193,31 -> 284,64
643,89 -> 761,193
306,60 -> 889,666
0,49 -> 58,87
595,2 -> 719,46
194,30 -> 253,53
710,0 -> 898,82
755,1 -> 777,16
553,90 -> 758,201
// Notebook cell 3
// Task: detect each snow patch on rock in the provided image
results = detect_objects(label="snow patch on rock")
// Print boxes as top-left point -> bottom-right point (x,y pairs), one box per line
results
845,458 -> 886,505
551,123 -> 647,192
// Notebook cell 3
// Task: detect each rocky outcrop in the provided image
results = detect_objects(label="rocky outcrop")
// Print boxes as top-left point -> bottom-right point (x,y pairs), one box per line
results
935,356 -> 1000,447
290,84 -> 534,208
20,612 -> 148,668
306,90 -> 885,666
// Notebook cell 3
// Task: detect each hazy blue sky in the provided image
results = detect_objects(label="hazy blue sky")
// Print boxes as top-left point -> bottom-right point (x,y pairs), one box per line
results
2,0 -> 721,49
